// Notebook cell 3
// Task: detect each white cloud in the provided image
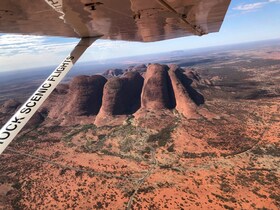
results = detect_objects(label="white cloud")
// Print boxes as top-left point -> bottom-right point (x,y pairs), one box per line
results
233,2 -> 267,11
0,34 -> 78,56
0,34 -> 81,71
0,52 -> 64,71
233,0 -> 280,12
0,34 -> 136,71
268,0 -> 280,2
0,34 -> 131,58
0,34 -> 43,45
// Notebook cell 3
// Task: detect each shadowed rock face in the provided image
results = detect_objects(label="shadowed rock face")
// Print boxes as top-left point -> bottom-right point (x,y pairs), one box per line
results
99,71 -> 144,115
103,69 -> 123,77
39,84 -> 70,119
66,75 -> 107,116
175,69 -> 205,106
129,64 -> 147,74
0,99 -> 22,126
27,112 -> 45,127
186,71 -> 201,82
122,72 -> 145,113
0,99 -> 44,128
53,84 -> 69,95
0,99 -> 21,113
141,64 -> 175,110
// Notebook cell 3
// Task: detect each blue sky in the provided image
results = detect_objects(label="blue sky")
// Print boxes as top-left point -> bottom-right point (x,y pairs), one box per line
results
0,0 -> 280,72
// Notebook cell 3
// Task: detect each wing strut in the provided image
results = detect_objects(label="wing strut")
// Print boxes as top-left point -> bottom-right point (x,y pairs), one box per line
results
0,37 -> 99,154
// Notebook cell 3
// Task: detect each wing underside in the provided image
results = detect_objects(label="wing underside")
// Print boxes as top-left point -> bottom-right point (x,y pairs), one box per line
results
0,0 -> 231,42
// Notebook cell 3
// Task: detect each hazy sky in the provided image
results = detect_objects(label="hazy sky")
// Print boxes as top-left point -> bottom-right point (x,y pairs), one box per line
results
1,0 -> 280,72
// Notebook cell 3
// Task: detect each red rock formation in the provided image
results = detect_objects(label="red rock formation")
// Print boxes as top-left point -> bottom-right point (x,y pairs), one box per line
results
0,99 -> 44,128
95,72 -> 143,126
39,84 -> 69,119
40,75 -> 107,122
123,71 -> 144,113
65,75 -> 107,116
184,69 -> 213,87
130,64 -> 147,74
0,64 -> 207,130
168,65 -> 199,119
185,70 -> 201,82
17,64 -> 205,127
54,83 -> 69,95
27,112 -> 45,127
140,64 -> 175,110
0,99 -> 21,113
0,99 -> 21,127
103,69 -> 123,77
174,67 -> 205,106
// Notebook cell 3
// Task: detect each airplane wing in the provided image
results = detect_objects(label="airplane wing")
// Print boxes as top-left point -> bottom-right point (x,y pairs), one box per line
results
0,0 -> 231,42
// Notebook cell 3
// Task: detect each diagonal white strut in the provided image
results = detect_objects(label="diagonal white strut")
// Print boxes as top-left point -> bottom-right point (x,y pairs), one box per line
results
0,37 -> 99,154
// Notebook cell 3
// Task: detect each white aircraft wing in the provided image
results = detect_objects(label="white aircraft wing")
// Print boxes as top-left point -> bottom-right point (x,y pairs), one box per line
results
0,0 -> 231,41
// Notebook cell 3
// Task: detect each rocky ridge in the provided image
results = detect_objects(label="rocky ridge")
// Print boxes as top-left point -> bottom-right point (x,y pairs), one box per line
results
0,64 -> 206,127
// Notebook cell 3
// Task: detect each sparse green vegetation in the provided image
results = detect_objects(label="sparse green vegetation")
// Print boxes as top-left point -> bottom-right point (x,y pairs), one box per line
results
167,144 -> 175,152
119,137 -> 135,153
62,124 -> 96,142
269,193 -> 280,205
147,126 -> 175,147
183,152 -> 217,158
252,187 -> 267,199
137,186 -> 155,194
219,176 -> 234,193
211,193 -> 237,203
224,204 -> 234,210
236,173 -> 251,187
251,144 -> 280,157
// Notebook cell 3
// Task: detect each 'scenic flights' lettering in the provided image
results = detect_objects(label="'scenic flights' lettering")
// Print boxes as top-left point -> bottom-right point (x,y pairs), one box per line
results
0,56 -> 74,144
